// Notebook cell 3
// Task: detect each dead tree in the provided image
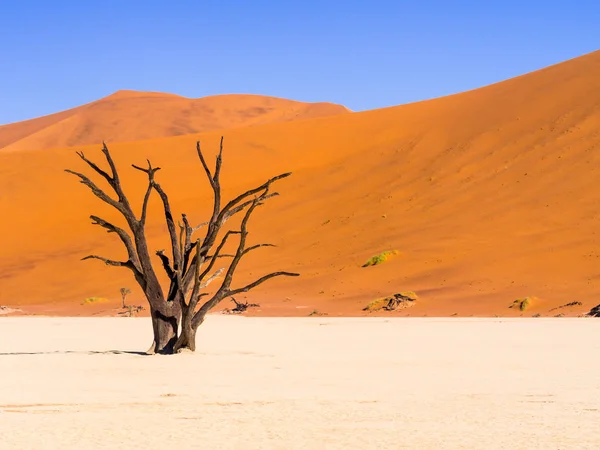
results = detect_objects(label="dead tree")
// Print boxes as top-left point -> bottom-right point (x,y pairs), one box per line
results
120,287 -> 131,308
224,297 -> 260,314
118,304 -> 144,317
66,138 -> 299,354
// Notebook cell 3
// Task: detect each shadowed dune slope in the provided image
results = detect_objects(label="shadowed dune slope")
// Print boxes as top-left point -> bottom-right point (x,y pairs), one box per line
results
0,91 -> 350,151
1,50 -> 599,317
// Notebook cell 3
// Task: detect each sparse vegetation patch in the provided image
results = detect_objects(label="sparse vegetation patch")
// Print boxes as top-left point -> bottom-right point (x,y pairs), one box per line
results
81,297 -> 108,305
363,291 -> 418,312
549,301 -> 583,312
118,305 -> 145,317
586,304 -> 600,317
362,250 -> 399,267
509,297 -> 533,311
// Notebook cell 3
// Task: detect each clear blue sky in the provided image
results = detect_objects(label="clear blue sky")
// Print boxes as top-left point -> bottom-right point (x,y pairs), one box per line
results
0,0 -> 598,125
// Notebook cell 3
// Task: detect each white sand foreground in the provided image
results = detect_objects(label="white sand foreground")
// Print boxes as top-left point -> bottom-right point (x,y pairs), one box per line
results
0,316 -> 598,449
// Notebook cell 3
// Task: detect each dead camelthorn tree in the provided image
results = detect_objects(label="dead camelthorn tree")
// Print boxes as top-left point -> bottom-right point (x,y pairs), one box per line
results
66,138 -> 299,354
120,287 -> 131,308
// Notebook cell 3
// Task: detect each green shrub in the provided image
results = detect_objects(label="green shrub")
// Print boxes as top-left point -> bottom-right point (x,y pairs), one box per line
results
363,298 -> 389,312
362,250 -> 399,267
509,297 -> 533,311
81,297 -> 108,305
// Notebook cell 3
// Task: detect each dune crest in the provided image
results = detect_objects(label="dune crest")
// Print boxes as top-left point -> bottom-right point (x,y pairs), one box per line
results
0,91 -> 350,152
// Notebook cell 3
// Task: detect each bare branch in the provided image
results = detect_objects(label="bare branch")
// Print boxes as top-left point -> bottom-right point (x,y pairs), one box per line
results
132,160 -> 161,226
100,144 -> 137,216
178,220 -> 186,262
180,215 -> 209,274
181,214 -> 193,254
101,143 -> 121,185
151,181 -> 182,270
218,173 -> 290,221
219,199 -> 260,289
89,215 -> 141,271
140,182 -> 153,226
82,255 -> 132,268
199,267 -> 224,289
156,250 -> 175,279
198,230 -> 240,283
64,169 -> 124,213
222,192 -> 279,223
186,240 -> 204,310
196,141 -> 215,188
243,243 -> 276,255
227,271 -> 299,297
192,222 -> 208,234
213,136 -> 224,183
131,161 -> 161,176
75,151 -> 113,187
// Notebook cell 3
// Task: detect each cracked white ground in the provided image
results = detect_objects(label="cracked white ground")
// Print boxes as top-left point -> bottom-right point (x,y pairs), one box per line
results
0,316 -> 598,449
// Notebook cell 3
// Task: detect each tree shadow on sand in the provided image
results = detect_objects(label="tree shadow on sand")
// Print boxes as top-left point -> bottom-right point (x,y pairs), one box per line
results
0,350 -> 149,356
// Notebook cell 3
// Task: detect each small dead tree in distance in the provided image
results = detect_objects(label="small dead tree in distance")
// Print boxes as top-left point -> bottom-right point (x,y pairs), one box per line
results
120,287 -> 131,308
223,297 -> 260,314
66,138 -> 299,354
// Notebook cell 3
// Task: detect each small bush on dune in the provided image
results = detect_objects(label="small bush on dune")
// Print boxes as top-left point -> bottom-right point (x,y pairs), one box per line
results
509,297 -> 534,311
363,291 -> 418,312
363,298 -> 389,312
549,301 -> 583,312
587,304 -> 600,317
81,297 -> 108,305
362,250 -> 399,267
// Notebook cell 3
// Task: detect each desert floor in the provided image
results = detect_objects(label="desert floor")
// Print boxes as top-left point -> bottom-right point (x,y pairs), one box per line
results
0,316 -> 598,449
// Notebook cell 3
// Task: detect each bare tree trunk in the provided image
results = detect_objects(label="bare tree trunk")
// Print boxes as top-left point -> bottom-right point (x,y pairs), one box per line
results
148,301 -> 181,354
172,303 -> 204,353
173,314 -> 197,353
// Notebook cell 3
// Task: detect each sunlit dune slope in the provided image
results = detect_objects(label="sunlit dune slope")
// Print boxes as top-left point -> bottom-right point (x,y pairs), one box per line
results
0,50 -> 599,317
0,91 -> 350,151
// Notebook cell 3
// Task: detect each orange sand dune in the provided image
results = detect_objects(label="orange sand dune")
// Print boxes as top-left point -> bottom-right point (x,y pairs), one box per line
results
0,90 -> 350,151
1,50 -> 599,317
